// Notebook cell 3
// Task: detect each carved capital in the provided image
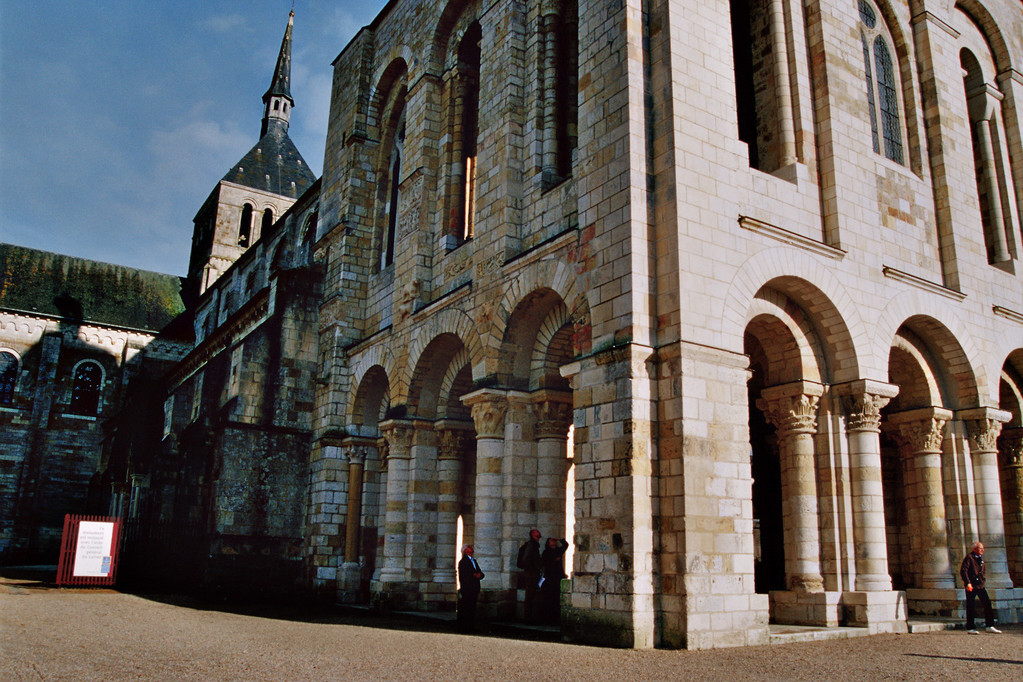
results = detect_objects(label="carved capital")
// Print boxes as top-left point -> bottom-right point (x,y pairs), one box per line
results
379,419 -> 414,459
532,390 -> 573,440
757,382 -> 823,436
833,380 -> 899,433
888,408 -> 952,453
841,393 -> 891,432
436,426 -> 471,460
461,389 -> 508,439
959,407 -> 1012,453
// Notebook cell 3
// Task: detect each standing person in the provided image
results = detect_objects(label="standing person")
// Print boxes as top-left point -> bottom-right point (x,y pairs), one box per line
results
960,541 -> 1001,634
517,529 -> 542,622
457,544 -> 484,632
539,537 -> 570,625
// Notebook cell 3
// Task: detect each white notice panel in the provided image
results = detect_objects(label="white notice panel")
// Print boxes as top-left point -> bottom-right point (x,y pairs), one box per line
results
72,521 -> 115,577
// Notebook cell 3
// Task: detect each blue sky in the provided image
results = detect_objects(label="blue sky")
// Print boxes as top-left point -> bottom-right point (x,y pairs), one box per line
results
0,0 -> 385,276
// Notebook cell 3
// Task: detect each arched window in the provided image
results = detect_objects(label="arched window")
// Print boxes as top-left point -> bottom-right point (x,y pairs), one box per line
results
70,361 -> 103,415
0,351 -> 18,405
859,0 -> 903,164
239,203 -> 253,247
456,21 -> 481,243
261,208 -> 274,235
382,107 -> 406,270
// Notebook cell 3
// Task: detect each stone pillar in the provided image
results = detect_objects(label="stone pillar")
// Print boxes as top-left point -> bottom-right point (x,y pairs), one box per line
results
338,439 -> 369,603
768,0 -> 796,167
434,420 -> 473,591
889,408 -> 955,589
838,381 -> 898,592
376,419 -> 414,586
532,390 -> 573,540
462,389 -> 508,588
962,408 -> 1013,588
758,381 -> 824,593
997,428 -> 1023,586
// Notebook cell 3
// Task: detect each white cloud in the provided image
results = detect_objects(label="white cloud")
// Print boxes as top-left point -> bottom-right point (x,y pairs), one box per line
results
200,13 -> 251,34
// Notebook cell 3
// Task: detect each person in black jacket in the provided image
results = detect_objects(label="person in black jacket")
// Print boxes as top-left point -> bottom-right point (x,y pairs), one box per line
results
539,537 -> 570,625
960,541 -> 1000,634
518,529 -> 542,622
458,544 -> 484,632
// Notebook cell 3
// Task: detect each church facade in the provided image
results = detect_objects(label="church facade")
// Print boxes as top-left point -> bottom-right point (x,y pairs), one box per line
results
104,0 -> 1023,650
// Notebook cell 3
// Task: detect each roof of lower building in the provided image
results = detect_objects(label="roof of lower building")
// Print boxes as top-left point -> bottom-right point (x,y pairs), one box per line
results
0,243 -> 188,332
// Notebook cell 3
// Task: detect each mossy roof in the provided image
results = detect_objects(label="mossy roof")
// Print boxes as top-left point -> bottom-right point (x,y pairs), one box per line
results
0,243 -> 188,332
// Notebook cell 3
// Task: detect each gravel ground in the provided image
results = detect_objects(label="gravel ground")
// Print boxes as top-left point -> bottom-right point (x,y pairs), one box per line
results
2,575 -> 1021,681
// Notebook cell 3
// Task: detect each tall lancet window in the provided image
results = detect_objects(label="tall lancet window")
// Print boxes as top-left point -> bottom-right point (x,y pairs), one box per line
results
382,107 -> 406,269
962,49 -> 1013,264
859,0 -> 904,164
456,22 -> 481,243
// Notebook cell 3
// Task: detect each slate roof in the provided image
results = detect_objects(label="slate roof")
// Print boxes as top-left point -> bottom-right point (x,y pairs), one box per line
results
220,126 -> 316,198
0,243 -> 188,332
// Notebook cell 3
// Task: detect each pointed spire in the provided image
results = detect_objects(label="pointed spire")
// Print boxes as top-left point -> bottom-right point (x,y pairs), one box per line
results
261,10 -> 295,137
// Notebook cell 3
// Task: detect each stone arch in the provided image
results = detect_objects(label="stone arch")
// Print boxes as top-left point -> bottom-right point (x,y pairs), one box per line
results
397,307 -> 484,406
879,310 -> 983,411
999,349 -> 1023,427
723,249 -> 869,379
347,344 -> 398,426
530,303 -> 573,391
369,53 -> 413,129
954,0 -> 1016,74
437,346 -> 474,421
350,365 -> 390,434
744,287 -> 832,385
430,0 -> 481,74
872,293 -> 988,398
487,258 -> 589,365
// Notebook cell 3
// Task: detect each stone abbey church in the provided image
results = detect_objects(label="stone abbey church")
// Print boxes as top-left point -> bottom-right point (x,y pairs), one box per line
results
3,0 -> 1023,650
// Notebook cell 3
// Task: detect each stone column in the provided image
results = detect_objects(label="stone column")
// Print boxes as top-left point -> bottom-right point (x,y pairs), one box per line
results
343,443 -> 367,564
533,390 -> 573,540
757,381 -> 824,593
462,389 -> 508,586
967,84 -> 1011,263
838,381 -> 898,591
768,0 -> 796,167
962,408 -> 1013,588
997,427 -> 1023,586
377,419 -> 414,585
540,0 -> 561,186
434,420 -> 472,589
338,440 -> 369,603
889,408 -> 955,589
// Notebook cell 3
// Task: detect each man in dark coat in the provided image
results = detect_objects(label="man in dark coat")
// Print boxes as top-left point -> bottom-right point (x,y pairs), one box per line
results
960,541 -> 1001,634
539,537 -> 570,624
518,529 -> 542,622
458,543 -> 484,632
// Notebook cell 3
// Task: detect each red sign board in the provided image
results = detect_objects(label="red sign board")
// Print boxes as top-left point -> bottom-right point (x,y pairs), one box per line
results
56,515 -> 122,587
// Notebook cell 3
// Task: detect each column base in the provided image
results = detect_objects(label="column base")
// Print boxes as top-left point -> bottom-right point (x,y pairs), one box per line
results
770,590 -> 843,627
905,587 -> 960,619
336,561 -> 364,604
988,587 -> 1023,624
842,591 -> 908,633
